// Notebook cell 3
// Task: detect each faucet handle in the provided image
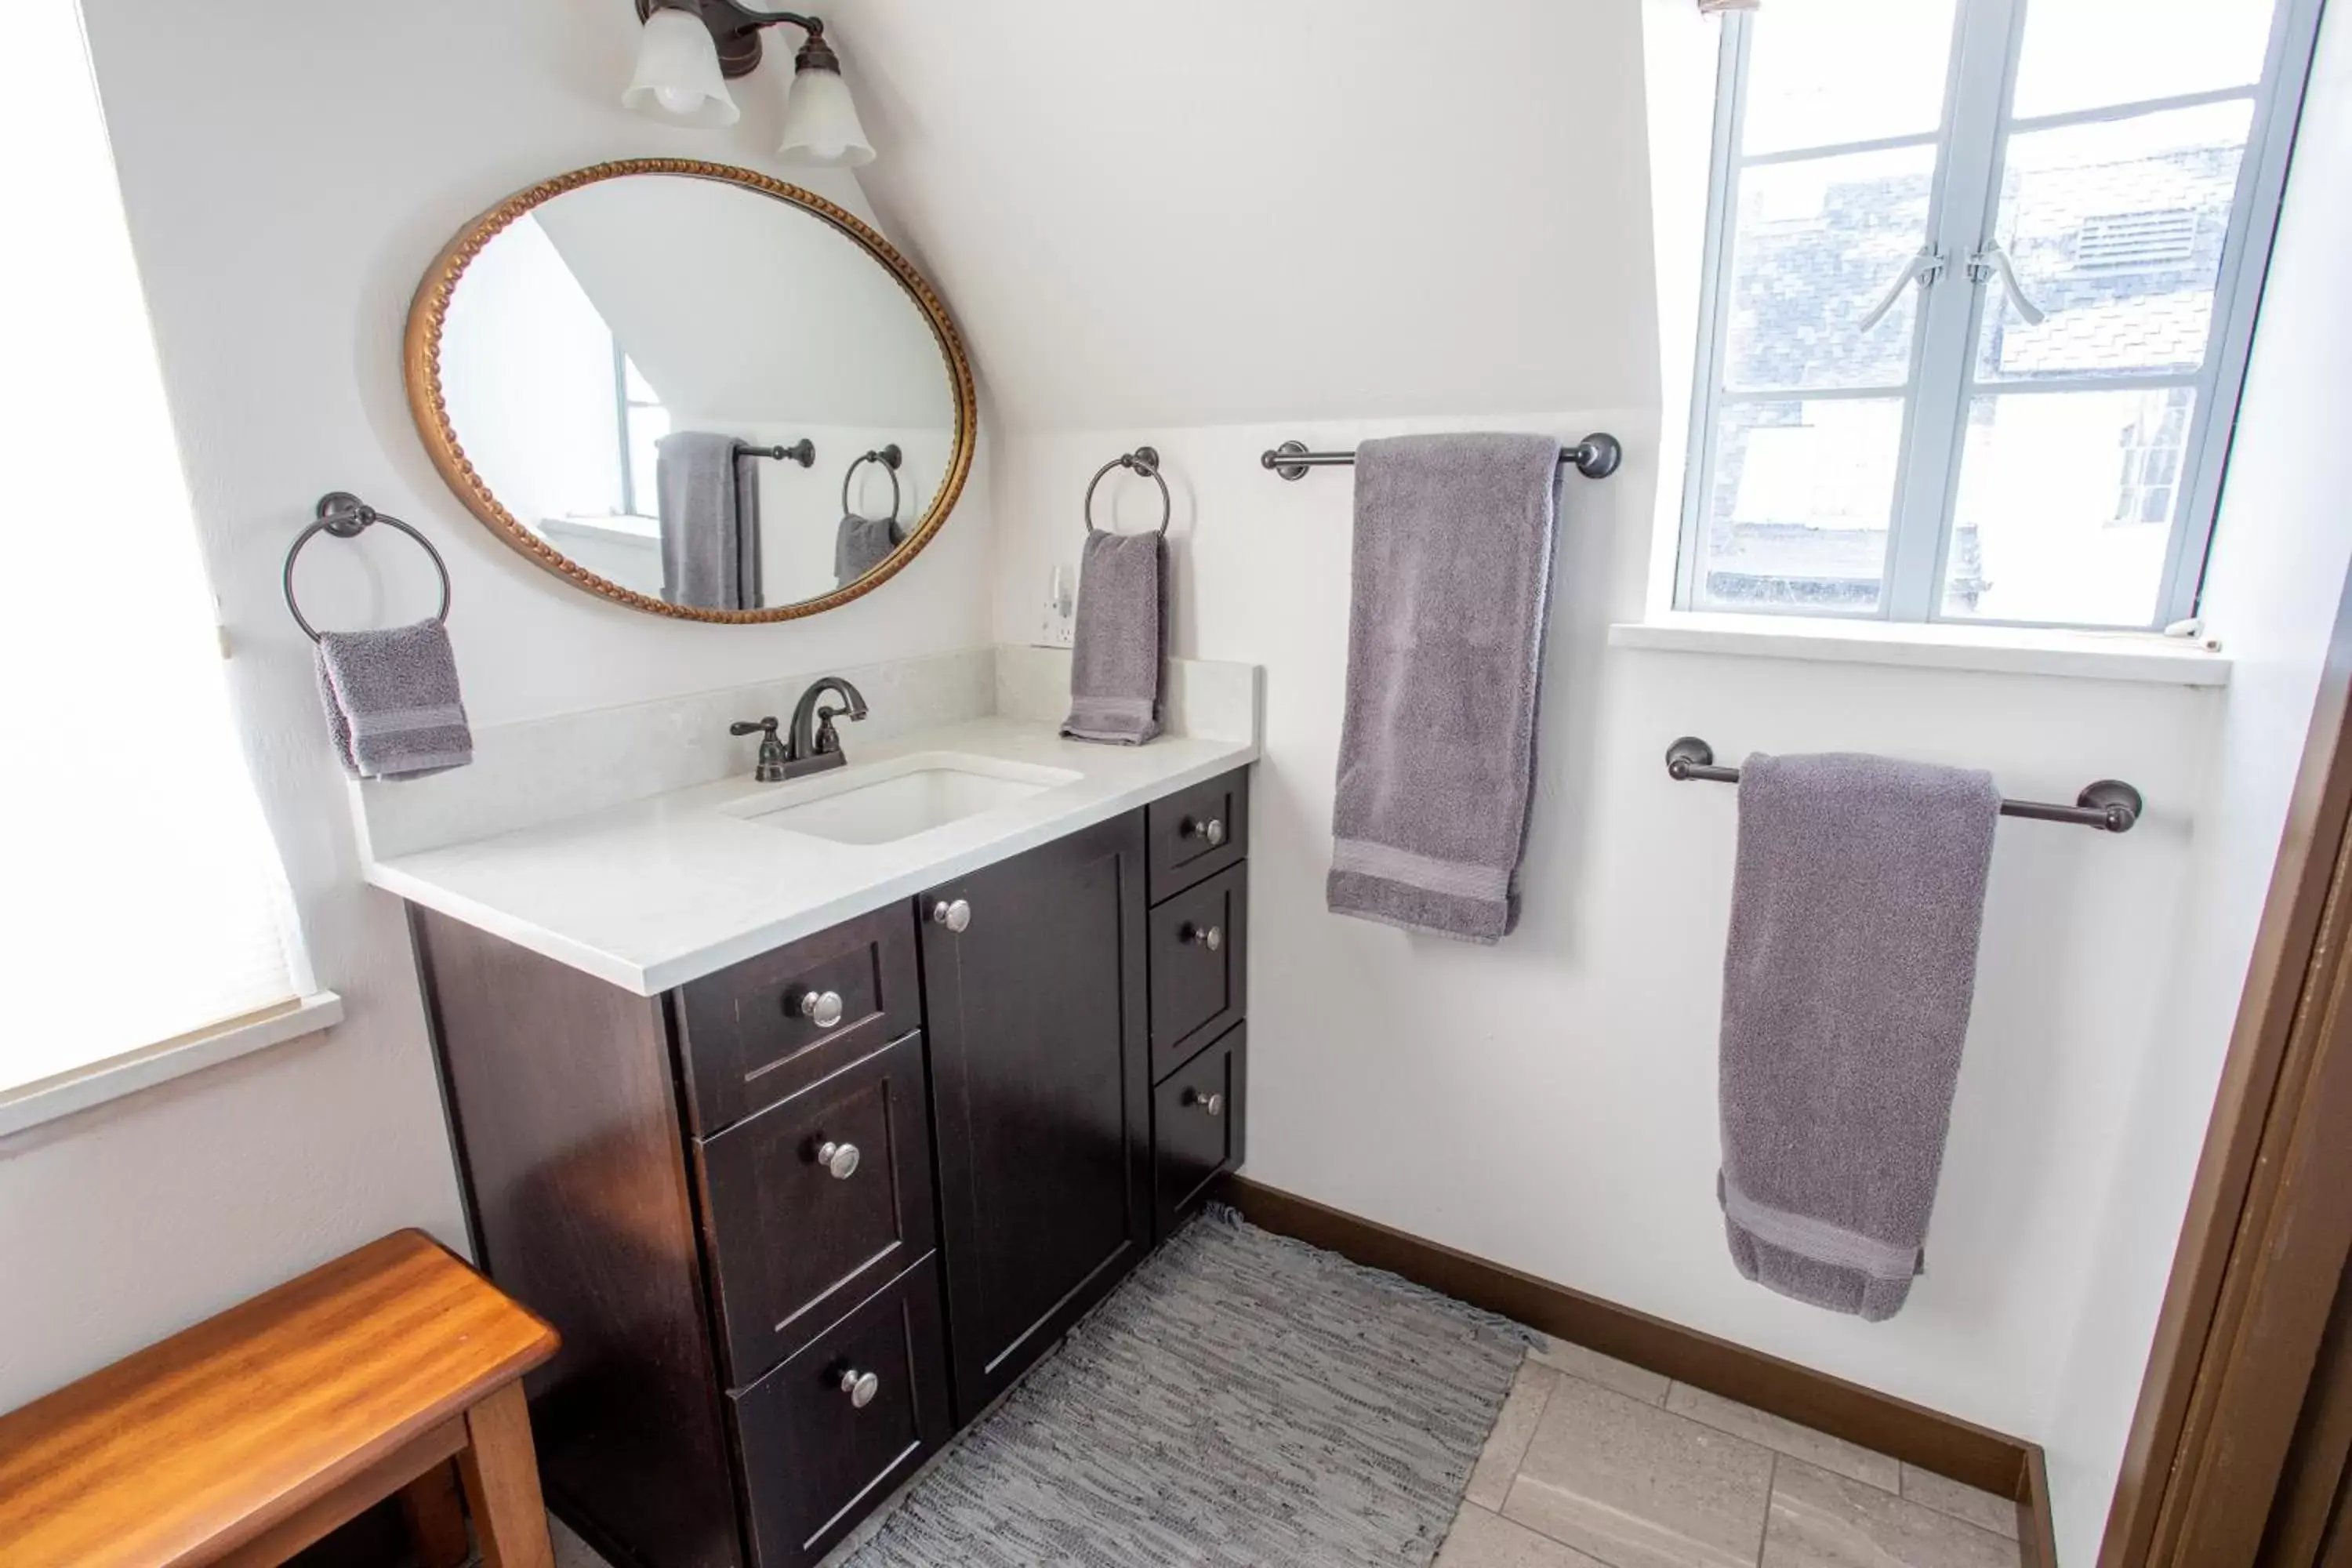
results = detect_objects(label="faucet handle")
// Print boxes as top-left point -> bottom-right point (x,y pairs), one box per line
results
730,717 -> 780,740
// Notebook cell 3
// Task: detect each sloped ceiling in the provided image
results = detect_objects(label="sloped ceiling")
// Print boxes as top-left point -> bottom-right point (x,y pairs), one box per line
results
833,1 -> 1665,430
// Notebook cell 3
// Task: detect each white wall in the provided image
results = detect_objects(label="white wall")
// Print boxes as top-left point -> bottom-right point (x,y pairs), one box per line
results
991,415 -> 2214,1458
840,0 -> 1664,431
438,214 -> 626,529
2042,5 -> 2352,1559
0,0 -> 993,1411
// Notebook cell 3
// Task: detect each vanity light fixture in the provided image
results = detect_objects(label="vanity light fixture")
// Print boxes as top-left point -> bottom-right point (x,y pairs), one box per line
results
624,1 -> 875,167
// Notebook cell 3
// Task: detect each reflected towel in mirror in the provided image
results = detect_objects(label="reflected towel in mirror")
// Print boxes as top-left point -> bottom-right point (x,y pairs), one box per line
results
657,432 -> 763,610
835,513 -> 903,587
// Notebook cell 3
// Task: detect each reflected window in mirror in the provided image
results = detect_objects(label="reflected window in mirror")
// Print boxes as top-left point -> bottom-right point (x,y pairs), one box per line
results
615,350 -> 669,523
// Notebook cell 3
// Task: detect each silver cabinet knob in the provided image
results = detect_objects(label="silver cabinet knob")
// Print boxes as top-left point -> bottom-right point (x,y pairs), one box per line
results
1183,924 -> 1224,953
798,989 -> 844,1028
1183,816 -> 1226,848
1184,1088 -> 1225,1117
931,898 -> 971,933
839,1368 -> 880,1408
815,1140 -> 861,1179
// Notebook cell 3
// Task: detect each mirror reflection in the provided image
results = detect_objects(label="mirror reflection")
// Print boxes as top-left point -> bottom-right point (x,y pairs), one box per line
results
424,166 -> 966,616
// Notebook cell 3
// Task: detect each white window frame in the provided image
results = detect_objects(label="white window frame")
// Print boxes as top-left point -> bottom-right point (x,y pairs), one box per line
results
1677,0 -> 2328,630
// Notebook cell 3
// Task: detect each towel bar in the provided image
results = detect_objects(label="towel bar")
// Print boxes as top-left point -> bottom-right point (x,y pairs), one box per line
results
1261,433 -> 1623,481
1664,738 -> 2143,833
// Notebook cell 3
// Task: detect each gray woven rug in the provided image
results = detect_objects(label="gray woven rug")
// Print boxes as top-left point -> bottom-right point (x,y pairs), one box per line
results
840,1207 -> 1532,1567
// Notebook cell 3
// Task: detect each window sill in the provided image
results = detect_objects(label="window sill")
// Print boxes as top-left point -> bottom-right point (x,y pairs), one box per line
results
0,993 -> 345,1139
1607,614 -> 2231,687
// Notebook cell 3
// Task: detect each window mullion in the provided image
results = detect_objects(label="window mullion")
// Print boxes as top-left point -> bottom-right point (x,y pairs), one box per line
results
1883,0 -> 2026,622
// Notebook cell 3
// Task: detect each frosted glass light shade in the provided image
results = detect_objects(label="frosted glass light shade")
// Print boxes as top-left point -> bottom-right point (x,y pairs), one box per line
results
778,65 -> 875,167
623,7 -> 740,128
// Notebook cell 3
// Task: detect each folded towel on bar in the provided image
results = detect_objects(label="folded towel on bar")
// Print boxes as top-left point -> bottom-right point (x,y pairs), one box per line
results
1062,528 -> 1167,745
314,619 -> 473,781
835,512 -> 903,586
1326,433 -> 1563,942
656,432 -> 763,610
1718,751 -> 2000,1321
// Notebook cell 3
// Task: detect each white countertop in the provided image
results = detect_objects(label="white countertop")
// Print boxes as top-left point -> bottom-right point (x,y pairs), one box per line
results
362,717 -> 1258,996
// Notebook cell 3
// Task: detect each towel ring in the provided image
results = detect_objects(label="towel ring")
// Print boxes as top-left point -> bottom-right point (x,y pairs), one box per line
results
1083,447 -> 1170,536
842,444 -> 903,521
283,491 -> 452,644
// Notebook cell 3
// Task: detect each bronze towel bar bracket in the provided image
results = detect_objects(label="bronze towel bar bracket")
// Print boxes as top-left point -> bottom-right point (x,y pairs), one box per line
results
741,439 -> 815,466
1261,433 -> 1623,481
1664,737 -> 2143,834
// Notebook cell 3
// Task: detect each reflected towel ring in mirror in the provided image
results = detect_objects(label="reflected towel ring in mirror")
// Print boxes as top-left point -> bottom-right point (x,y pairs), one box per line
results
1083,446 -> 1170,535
842,444 -> 902,521
282,492 -> 454,644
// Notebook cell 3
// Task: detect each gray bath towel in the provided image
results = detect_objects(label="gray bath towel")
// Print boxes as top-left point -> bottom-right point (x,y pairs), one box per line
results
1327,434 -> 1563,942
1719,752 -> 2001,1321
314,619 -> 473,780
834,512 -> 902,586
656,432 -> 762,610
1062,528 -> 1166,745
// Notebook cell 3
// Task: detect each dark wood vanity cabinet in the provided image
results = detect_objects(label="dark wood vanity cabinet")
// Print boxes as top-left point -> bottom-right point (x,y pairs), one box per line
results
411,768 -> 1251,1568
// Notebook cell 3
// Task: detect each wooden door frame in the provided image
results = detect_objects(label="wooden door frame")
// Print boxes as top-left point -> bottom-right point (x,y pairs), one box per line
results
2102,559 -> 2352,1565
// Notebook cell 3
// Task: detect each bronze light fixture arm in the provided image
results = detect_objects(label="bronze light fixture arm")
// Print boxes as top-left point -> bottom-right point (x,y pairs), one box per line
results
636,1 -> 837,78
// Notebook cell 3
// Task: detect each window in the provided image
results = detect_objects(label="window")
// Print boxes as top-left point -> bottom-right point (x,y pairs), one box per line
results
1681,0 -> 2323,628
614,347 -> 669,519
3,0 -> 313,1097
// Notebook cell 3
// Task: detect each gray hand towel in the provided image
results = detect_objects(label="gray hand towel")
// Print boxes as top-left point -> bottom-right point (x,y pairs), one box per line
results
1061,528 -> 1167,745
1718,751 -> 2001,1321
835,513 -> 904,586
656,432 -> 763,610
314,619 -> 473,780
1326,434 -> 1563,943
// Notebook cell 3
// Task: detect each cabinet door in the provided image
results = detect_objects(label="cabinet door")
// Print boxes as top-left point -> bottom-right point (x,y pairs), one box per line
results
920,811 -> 1150,1420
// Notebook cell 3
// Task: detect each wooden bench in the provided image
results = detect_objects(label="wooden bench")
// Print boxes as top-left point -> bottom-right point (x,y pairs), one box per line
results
0,1229 -> 561,1568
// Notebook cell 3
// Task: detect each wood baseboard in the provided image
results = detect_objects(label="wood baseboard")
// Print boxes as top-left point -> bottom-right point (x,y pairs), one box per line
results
1218,1175 -> 2060,1567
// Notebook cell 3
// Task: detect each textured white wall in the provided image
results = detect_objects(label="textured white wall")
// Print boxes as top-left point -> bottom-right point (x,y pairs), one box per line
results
0,0 -> 993,1410
2042,5 -> 2352,1560
840,0 -> 1664,430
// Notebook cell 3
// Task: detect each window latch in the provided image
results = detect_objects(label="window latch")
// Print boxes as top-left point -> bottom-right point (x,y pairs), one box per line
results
1968,242 -> 2048,326
1857,248 -> 1945,333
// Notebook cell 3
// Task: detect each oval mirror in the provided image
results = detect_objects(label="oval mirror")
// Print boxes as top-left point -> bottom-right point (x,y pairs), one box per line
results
405,160 -> 975,622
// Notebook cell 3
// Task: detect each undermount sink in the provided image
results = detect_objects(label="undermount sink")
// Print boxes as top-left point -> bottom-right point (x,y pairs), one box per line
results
724,752 -> 1082,845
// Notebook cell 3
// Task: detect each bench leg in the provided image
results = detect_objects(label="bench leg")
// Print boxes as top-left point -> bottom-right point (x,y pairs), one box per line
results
400,1458 -> 471,1568
457,1382 -> 554,1568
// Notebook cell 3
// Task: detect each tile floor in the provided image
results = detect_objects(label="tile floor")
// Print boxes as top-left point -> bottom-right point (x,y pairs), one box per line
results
1439,1337 -> 2024,1568
546,1333 -> 2024,1568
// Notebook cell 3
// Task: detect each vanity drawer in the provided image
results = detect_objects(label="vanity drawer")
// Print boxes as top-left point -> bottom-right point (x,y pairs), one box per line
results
1154,1025 -> 1246,1240
1146,769 -> 1249,902
695,1028 -> 937,1385
676,902 -> 919,1134
1148,863 -> 1247,1080
730,1256 -> 952,1568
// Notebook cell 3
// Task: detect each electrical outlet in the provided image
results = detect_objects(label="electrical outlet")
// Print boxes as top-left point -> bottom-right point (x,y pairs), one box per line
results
1036,564 -> 1076,648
